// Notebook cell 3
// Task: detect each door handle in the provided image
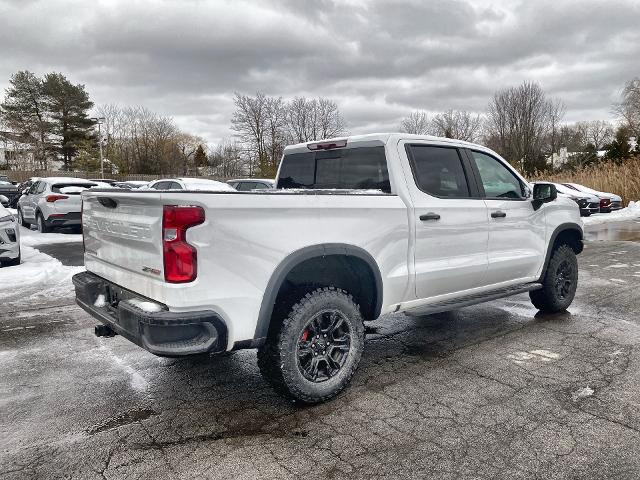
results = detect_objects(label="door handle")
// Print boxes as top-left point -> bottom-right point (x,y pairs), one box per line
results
419,212 -> 441,221
491,211 -> 507,218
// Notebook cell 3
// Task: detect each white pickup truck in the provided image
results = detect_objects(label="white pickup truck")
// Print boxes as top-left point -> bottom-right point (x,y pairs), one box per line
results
73,133 -> 583,403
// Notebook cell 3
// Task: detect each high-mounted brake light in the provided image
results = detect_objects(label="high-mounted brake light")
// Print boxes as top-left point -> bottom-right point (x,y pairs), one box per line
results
162,205 -> 205,283
307,139 -> 348,151
46,194 -> 68,202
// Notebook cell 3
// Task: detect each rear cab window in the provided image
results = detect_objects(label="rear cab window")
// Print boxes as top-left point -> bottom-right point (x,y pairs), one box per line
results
277,146 -> 390,192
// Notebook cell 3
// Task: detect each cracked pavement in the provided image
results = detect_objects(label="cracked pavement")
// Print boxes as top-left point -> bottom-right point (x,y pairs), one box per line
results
2,222 -> 640,479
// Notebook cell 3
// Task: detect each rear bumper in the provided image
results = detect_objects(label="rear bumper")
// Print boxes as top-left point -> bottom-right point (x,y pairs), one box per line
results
45,211 -> 81,227
72,271 -> 228,356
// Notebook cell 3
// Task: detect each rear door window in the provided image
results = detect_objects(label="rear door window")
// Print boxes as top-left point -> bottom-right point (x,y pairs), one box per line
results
236,181 -> 258,191
277,146 -> 390,192
152,181 -> 169,190
406,145 -> 471,198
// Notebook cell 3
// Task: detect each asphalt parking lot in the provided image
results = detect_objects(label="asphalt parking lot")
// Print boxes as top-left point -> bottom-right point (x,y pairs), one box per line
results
3,221 -> 640,479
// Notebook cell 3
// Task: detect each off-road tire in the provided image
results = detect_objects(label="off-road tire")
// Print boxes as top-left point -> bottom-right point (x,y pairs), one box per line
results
257,287 -> 365,404
530,244 -> 578,313
36,212 -> 50,233
18,209 -> 31,229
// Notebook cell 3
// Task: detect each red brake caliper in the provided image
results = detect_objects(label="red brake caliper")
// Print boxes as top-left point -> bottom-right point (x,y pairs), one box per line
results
301,329 -> 310,342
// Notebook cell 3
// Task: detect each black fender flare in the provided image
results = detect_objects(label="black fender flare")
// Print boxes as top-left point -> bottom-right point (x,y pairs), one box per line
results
539,222 -> 583,282
249,243 -> 383,347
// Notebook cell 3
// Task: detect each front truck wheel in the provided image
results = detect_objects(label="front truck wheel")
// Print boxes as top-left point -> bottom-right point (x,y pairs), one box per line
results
257,287 -> 365,404
530,244 -> 578,313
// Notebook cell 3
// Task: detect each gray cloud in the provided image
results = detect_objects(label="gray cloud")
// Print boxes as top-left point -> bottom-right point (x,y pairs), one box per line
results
1,0 -> 638,143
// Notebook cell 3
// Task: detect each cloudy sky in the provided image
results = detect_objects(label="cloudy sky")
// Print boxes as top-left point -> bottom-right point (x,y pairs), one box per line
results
1,0 -> 639,144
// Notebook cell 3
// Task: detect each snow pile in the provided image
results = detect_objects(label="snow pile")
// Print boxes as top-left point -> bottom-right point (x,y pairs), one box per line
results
583,201 -> 640,225
126,298 -> 163,313
0,245 -> 83,303
94,294 -> 107,308
19,226 -> 82,246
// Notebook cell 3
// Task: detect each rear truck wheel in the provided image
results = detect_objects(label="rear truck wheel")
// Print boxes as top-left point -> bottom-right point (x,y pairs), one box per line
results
18,208 -> 31,229
36,212 -> 50,233
530,244 -> 578,313
257,287 -> 365,404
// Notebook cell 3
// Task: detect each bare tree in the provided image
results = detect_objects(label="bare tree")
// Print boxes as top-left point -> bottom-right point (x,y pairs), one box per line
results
285,96 -> 346,143
231,92 -> 270,176
614,77 -> 640,138
399,110 -> 431,135
431,110 -> 483,142
208,140 -> 247,178
486,82 -> 564,173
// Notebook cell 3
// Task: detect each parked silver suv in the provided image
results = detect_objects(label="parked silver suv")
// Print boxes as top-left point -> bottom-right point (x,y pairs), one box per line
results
17,177 -> 98,233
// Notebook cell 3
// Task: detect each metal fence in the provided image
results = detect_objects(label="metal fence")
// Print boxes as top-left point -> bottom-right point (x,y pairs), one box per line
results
0,170 -> 231,183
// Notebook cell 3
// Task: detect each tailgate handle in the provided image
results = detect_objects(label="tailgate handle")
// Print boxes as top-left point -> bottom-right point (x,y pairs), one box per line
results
98,197 -> 118,209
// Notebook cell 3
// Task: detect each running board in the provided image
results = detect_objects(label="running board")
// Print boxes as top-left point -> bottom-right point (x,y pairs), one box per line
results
405,282 -> 542,317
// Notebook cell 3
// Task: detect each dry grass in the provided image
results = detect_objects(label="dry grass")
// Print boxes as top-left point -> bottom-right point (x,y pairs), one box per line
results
528,156 -> 640,206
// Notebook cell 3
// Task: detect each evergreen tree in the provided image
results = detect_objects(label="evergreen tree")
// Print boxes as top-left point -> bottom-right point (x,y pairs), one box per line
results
43,73 -> 94,170
605,125 -> 633,164
194,144 -> 207,168
0,71 -> 51,168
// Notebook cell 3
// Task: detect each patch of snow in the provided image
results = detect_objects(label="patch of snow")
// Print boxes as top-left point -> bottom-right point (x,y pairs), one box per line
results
59,186 -> 87,194
583,201 -> 640,225
264,188 -> 388,195
604,263 -> 629,269
609,278 -> 626,283
19,226 -> 82,246
0,245 -> 83,303
7,208 -> 17,216
126,298 -> 163,313
94,294 -> 107,308
572,386 -> 594,401
530,349 -> 560,359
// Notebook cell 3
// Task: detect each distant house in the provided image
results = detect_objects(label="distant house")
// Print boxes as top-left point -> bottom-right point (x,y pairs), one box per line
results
0,131 -> 35,169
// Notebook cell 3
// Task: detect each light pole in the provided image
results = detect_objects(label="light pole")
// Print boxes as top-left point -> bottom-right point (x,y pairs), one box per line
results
91,117 -> 106,178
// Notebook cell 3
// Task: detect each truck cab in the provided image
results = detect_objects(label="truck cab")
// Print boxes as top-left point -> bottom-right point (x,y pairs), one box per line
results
74,133 -> 582,403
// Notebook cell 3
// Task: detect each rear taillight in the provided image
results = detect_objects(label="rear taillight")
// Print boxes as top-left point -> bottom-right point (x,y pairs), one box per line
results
46,194 -> 68,202
600,198 -> 610,208
162,205 -> 205,283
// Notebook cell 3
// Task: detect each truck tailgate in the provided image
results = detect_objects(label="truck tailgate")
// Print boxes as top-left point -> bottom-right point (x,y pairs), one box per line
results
82,191 -> 165,282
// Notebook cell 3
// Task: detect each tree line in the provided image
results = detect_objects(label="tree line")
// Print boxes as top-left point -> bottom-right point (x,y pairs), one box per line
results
397,79 -> 640,175
2,68 -> 639,178
0,70 -> 208,175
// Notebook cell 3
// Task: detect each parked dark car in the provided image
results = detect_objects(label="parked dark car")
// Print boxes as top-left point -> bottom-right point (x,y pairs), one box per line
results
0,180 -> 19,206
9,178 -> 38,208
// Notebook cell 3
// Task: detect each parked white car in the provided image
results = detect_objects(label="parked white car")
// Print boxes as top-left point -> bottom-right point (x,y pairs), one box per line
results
74,133 -> 583,403
17,177 -> 98,232
146,177 -> 235,192
0,204 -> 20,266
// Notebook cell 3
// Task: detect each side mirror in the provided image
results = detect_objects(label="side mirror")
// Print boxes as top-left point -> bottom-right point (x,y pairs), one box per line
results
532,183 -> 557,211
0,195 -> 8,207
